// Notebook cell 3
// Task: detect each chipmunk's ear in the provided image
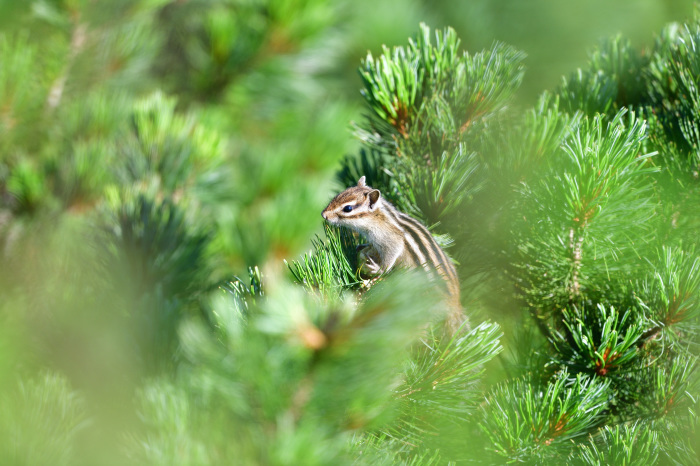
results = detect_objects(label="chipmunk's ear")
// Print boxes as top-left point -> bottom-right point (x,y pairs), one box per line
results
357,176 -> 366,187
368,189 -> 381,209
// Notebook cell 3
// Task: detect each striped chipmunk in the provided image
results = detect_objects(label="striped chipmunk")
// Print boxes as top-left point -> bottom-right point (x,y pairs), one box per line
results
321,176 -> 466,333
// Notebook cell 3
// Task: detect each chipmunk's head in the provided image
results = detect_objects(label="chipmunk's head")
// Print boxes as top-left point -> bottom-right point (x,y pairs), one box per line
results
321,176 -> 382,231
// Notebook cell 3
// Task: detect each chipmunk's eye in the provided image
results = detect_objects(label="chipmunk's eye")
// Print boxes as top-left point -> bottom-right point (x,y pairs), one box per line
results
343,205 -> 353,213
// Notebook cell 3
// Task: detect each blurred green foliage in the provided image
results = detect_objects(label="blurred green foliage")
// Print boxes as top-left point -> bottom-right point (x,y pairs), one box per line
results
0,0 -> 699,464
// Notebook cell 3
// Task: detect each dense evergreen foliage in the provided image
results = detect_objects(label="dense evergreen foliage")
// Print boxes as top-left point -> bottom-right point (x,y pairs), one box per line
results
1,1 -> 699,464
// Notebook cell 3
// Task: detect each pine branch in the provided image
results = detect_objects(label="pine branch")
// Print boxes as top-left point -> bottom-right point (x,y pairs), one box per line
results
572,422 -> 660,465
515,109 -> 658,312
391,322 -> 502,447
559,35 -> 647,117
551,304 -> 645,377
286,223 -> 363,301
0,372 -> 88,466
480,370 -> 610,462
636,246 -> 700,348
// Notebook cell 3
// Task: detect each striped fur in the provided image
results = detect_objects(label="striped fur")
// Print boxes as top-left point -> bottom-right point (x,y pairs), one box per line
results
384,206 -> 460,298
322,176 -> 460,303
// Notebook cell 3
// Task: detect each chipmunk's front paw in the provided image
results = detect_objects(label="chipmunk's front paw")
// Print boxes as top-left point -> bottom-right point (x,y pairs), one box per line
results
357,244 -> 382,278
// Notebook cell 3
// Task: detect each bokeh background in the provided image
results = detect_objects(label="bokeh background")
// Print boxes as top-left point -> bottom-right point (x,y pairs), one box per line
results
0,0 -> 695,463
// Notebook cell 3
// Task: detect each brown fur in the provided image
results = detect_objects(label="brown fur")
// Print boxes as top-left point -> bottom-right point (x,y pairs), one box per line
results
322,176 -> 468,334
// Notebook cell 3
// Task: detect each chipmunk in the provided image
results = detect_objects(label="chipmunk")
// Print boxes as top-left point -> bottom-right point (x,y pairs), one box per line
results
322,176 -> 466,333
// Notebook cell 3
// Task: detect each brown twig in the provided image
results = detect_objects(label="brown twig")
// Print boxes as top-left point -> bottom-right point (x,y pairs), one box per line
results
47,23 -> 87,110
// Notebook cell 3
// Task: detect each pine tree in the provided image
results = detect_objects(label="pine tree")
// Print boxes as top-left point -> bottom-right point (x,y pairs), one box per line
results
285,22 -> 700,464
1,2 -> 699,465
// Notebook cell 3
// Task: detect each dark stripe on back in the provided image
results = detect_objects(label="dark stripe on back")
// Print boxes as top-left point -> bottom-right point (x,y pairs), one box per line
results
382,207 -> 426,262
399,213 -> 453,274
402,238 -> 423,266
394,210 -> 458,283
399,216 -> 438,267
382,202 -> 458,291
384,206 -> 436,264
383,201 -> 457,283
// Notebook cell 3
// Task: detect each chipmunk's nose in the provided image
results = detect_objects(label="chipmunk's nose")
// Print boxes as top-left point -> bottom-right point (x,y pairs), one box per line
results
322,211 -> 327,220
